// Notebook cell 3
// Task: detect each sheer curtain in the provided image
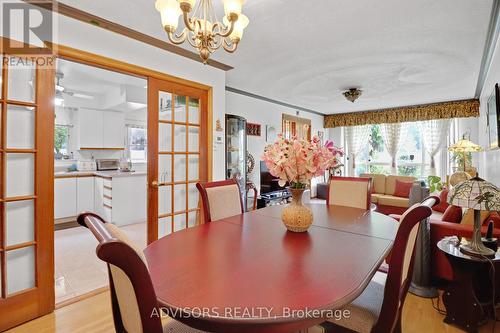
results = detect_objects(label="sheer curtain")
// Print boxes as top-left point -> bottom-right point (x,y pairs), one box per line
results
381,123 -> 406,175
345,125 -> 371,176
419,119 -> 451,176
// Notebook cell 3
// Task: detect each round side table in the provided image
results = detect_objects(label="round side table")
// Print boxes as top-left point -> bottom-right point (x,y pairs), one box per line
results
437,238 -> 500,333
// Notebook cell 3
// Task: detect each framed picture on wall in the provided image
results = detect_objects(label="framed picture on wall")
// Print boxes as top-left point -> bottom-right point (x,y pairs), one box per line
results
487,83 -> 500,150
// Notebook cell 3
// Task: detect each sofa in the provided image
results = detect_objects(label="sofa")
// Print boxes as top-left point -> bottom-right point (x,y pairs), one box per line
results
360,173 -> 429,215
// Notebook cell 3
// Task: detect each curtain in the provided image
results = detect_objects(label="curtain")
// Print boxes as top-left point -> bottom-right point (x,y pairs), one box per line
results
381,123 -> 405,174
419,119 -> 451,175
345,125 -> 371,176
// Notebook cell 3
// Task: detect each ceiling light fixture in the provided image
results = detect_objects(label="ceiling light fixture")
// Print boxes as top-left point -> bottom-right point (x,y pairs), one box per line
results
343,88 -> 362,103
155,0 -> 249,64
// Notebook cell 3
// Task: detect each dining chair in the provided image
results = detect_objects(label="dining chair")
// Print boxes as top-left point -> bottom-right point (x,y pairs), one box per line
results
312,196 -> 438,333
77,212 -> 206,333
327,176 -> 372,210
196,179 -> 244,222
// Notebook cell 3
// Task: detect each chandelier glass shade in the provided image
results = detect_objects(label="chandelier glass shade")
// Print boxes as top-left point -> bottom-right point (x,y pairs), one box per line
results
155,0 -> 249,63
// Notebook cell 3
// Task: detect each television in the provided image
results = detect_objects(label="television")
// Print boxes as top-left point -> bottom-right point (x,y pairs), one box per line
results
260,161 -> 287,194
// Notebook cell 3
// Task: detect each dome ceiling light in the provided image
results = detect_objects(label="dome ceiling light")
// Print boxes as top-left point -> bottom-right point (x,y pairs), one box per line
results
343,88 -> 362,103
155,0 -> 249,64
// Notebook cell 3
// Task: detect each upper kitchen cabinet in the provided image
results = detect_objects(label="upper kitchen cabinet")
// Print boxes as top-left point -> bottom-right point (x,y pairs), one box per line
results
77,109 -> 125,150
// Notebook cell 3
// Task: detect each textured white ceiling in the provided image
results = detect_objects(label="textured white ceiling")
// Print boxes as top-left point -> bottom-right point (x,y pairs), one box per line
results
59,0 -> 493,114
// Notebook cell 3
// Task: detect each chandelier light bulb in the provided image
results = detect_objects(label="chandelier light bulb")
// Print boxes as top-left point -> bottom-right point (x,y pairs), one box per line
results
223,0 -> 245,17
224,14 -> 249,41
156,0 -> 182,31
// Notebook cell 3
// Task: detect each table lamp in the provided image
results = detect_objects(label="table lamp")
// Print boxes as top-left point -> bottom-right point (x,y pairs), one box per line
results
448,136 -> 483,172
448,176 -> 500,257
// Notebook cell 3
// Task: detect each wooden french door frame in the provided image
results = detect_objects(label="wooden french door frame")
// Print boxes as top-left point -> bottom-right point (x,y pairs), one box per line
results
52,44 -> 213,242
0,39 -> 55,331
147,78 -> 210,244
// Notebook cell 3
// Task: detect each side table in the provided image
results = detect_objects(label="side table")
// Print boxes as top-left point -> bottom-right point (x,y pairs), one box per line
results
437,238 -> 500,333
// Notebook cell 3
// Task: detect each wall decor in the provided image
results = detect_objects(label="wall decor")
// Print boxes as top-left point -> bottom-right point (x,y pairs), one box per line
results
487,83 -> 500,149
246,122 -> 261,136
266,125 -> 277,142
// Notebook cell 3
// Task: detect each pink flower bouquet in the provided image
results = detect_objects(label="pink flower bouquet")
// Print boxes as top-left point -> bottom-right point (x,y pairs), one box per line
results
262,135 -> 343,189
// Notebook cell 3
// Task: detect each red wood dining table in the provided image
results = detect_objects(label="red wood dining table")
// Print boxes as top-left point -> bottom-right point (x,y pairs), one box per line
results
144,203 -> 398,333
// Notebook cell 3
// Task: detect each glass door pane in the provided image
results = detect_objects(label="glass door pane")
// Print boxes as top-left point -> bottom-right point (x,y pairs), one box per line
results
149,79 -> 207,243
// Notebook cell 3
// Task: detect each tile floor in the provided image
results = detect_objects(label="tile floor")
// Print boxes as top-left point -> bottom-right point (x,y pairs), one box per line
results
54,222 -> 147,304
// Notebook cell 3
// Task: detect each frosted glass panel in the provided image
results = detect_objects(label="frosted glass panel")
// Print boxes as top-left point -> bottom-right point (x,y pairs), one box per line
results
158,217 -> 172,237
188,98 -> 200,124
7,58 -> 35,103
188,212 -> 198,228
7,246 -> 35,294
188,183 -> 199,210
174,213 -> 186,232
174,125 -> 186,152
7,105 -> 35,149
158,185 -> 172,215
6,200 -> 34,246
174,95 -> 186,122
174,155 -> 186,182
159,123 -> 172,152
159,91 -> 172,121
6,153 -> 34,197
188,155 -> 199,181
188,127 -> 199,152
173,184 -> 186,213
158,155 -> 172,183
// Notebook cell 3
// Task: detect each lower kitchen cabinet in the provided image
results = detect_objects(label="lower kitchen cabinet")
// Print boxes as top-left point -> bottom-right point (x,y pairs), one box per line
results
77,177 -> 95,214
54,178 -> 77,219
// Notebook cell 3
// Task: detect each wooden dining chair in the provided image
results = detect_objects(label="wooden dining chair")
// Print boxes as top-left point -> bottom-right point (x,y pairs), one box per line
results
77,212 -> 206,333
196,179 -> 244,222
312,196 -> 438,333
327,176 -> 372,210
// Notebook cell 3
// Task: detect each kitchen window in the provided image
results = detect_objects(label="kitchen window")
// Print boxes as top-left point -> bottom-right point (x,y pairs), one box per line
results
54,124 -> 70,160
127,126 -> 147,163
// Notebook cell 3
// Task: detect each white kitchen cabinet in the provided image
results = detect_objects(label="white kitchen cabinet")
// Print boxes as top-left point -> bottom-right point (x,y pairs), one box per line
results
111,175 -> 147,226
103,111 -> 125,148
94,176 -> 104,217
76,177 -> 94,214
78,109 -> 124,149
54,178 -> 77,219
78,109 -> 103,149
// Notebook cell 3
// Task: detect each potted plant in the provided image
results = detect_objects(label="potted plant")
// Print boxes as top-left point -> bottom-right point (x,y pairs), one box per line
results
427,175 -> 444,194
262,135 -> 343,232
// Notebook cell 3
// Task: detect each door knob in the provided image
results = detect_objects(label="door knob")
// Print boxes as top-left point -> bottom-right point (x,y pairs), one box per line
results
151,180 -> 159,188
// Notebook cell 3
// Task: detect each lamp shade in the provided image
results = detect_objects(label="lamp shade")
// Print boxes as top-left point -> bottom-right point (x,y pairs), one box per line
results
448,177 -> 500,211
448,139 -> 483,153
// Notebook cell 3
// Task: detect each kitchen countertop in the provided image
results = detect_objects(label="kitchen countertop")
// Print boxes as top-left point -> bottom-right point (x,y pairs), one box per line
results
55,170 -> 146,179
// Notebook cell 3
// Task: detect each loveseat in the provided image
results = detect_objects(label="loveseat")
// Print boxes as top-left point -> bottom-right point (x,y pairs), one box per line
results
360,173 -> 429,215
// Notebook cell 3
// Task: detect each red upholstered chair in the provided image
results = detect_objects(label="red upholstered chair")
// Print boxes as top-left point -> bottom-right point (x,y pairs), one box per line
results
313,197 -> 437,333
196,179 -> 244,222
77,212 -> 206,333
327,176 -> 372,210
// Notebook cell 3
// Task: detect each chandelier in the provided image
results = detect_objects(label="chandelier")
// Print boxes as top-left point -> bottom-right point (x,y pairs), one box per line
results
155,0 -> 249,64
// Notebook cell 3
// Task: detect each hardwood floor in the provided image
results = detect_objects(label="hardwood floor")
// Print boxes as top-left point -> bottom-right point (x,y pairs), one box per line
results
5,290 -> 498,332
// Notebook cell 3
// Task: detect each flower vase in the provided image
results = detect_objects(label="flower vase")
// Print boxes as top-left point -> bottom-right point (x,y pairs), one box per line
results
281,188 -> 313,232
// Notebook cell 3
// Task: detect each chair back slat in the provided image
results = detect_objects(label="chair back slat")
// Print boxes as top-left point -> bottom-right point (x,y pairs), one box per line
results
196,179 -> 244,222
373,196 -> 439,333
77,213 -> 163,333
327,176 -> 372,210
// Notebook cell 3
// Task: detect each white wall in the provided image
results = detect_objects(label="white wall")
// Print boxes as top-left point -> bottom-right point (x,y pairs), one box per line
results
479,34 -> 500,186
226,91 -> 327,192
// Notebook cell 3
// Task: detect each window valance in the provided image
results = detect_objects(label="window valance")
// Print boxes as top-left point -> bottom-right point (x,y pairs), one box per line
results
324,99 -> 479,128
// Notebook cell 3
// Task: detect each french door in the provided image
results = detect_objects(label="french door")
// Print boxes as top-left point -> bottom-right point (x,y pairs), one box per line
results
0,53 -> 55,329
147,78 -> 209,244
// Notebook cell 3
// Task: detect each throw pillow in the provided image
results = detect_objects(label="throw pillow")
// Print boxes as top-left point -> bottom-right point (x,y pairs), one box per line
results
484,212 -> 500,229
441,205 -> 462,223
461,209 -> 490,225
394,180 -> 413,198
432,188 -> 450,213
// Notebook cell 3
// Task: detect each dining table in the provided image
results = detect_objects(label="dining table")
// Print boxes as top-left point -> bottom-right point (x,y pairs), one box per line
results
144,203 -> 398,333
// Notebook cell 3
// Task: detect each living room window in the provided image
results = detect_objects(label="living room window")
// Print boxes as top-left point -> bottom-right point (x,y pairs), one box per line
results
346,121 -> 438,178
